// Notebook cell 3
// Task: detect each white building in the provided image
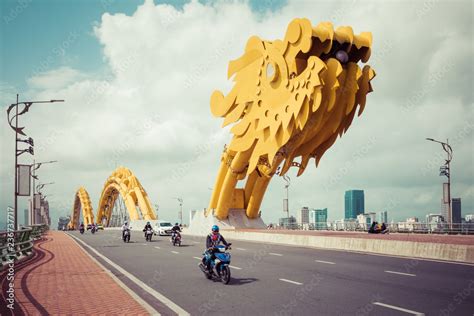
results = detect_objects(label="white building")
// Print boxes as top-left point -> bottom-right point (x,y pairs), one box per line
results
357,212 -> 376,225
298,207 -> 310,226
465,214 -> 474,222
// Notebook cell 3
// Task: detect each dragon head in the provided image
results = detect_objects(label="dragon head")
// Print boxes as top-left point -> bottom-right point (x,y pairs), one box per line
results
210,18 -> 375,177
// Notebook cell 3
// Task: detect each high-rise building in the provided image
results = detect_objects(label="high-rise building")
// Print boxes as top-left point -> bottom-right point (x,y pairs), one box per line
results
298,207 -> 310,226
345,190 -> 365,219
310,208 -> 328,230
378,211 -> 388,223
452,198 -> 461,224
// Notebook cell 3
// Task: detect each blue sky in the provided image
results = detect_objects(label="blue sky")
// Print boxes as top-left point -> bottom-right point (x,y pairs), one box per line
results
0,0 -> 472,229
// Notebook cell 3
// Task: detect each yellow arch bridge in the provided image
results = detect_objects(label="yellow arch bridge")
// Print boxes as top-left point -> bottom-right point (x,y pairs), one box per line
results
68,166 -> 157,229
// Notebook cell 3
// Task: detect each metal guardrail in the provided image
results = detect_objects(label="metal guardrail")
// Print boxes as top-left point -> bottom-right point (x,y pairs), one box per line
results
0,224 -> 49,268
272,222 -> 474,235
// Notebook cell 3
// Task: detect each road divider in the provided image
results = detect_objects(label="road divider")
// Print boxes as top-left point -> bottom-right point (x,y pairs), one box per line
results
315,260 -> 335,265
384,270 -> 416,277
279,278 -> 302,285
373,302 -> 424,315
182,230 -> 474,264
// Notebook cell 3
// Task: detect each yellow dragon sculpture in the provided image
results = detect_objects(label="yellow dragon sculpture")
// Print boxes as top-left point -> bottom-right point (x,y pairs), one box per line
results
208,18 -> 375,220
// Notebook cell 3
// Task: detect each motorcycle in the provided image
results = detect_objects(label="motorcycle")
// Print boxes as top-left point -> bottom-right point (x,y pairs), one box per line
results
123,228 -> 131,243
79,227 -> 85,234
145,228 -> 153,242
199,243 -> 232,284
171,232 -> 181,246
91,225 -> 96,234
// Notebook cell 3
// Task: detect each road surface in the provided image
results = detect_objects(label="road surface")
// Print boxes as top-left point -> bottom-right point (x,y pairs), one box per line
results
68,230 -> 474,316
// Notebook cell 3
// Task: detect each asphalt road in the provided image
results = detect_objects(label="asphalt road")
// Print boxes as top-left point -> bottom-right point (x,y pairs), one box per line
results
69,230 -> 474,316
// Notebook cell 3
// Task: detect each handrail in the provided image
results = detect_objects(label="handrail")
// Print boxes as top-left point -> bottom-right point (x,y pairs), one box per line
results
0,224 -> 49,269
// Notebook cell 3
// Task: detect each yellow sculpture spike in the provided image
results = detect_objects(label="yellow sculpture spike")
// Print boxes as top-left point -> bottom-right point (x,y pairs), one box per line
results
96,166 -> 157,226
208,18 -> 376,220
68,187 -> 94,229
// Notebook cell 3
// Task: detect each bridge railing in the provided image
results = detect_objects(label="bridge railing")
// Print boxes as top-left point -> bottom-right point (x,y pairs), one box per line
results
271,222 -> 474,235
0,224 -> 49,269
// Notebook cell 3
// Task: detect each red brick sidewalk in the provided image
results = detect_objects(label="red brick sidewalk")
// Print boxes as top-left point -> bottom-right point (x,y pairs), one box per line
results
1,231 -> 149,315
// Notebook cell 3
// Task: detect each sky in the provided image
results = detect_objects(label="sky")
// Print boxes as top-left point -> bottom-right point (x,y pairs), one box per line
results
0,0 -> 473,229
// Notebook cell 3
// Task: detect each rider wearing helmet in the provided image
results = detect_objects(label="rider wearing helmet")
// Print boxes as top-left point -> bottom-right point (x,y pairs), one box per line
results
171,222 -> 181,241
121,221 -> 129,238
143,221 -> 152,237
204,225 -> 230,273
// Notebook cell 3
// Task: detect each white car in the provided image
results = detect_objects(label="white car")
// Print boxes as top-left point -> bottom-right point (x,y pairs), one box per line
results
154,221 -> 173,236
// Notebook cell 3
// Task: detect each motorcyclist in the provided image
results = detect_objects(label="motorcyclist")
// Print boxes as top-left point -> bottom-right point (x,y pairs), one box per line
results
204,225 -> 230,273
171,222 -> 181,242
143,221 -> 152,237
121,221 -> 130,239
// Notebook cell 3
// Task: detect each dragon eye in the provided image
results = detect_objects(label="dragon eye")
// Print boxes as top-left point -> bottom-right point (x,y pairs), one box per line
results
265,61 -> 278,82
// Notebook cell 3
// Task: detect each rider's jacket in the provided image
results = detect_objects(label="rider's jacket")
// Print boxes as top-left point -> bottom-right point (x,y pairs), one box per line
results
206,233 -> 229,249
171,225 -> 181,232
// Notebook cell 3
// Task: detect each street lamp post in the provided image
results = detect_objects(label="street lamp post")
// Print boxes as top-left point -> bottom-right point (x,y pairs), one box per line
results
426,138 -> 453,228
30,160 -> 58,225
174,197 -> 183,225
283,175 -> 290,228
6,94 -> 64,229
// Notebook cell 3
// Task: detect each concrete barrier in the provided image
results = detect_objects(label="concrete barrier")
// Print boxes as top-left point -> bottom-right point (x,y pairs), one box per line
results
184,229 -> 474,264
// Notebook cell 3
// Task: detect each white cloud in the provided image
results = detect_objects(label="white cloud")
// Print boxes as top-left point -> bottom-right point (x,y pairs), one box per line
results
1,0 -> 473,227
27,66 -> 85,90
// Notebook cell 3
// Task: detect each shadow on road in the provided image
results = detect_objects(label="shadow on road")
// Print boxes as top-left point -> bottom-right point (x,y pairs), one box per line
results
229,277 -> 259,286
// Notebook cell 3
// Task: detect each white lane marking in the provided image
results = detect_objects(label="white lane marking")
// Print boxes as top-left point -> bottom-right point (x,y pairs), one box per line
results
384,270 -> 416,277
67,234 -> 160,316
315,260 -> 335,265
279,278 -> 302,285
373,302 -> 425,315
154,246 -> 161,249
192,241 -> 200,244
142,243 -> 148,246
236,247 -> 246,251
193,257 -> 201,260
229,265 -> 242,270
269,253 -> 283,256
68,233 -> 190,315
171,251 -> 179,254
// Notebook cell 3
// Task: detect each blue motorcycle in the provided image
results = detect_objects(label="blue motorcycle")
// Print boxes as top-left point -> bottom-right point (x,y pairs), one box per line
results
199,244 -> 232,284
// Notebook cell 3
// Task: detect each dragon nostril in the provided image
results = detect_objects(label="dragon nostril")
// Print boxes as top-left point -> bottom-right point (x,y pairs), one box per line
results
336,50 -> 349,64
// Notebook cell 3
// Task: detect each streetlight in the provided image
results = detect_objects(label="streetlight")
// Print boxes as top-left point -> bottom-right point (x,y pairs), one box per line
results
30,160 -> 57,225
283,175 -> 290,228
173,197 -> 183,224
6,94 -> 64,229
36,182 -> 55,194
426,138 -> 453,227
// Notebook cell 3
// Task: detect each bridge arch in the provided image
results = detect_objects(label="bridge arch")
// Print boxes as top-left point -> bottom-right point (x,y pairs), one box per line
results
68,187 -> 94,229
96,166 -> 157,226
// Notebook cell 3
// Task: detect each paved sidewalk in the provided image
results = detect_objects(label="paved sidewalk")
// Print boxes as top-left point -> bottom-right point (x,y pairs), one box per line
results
1,231 -> 149,315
